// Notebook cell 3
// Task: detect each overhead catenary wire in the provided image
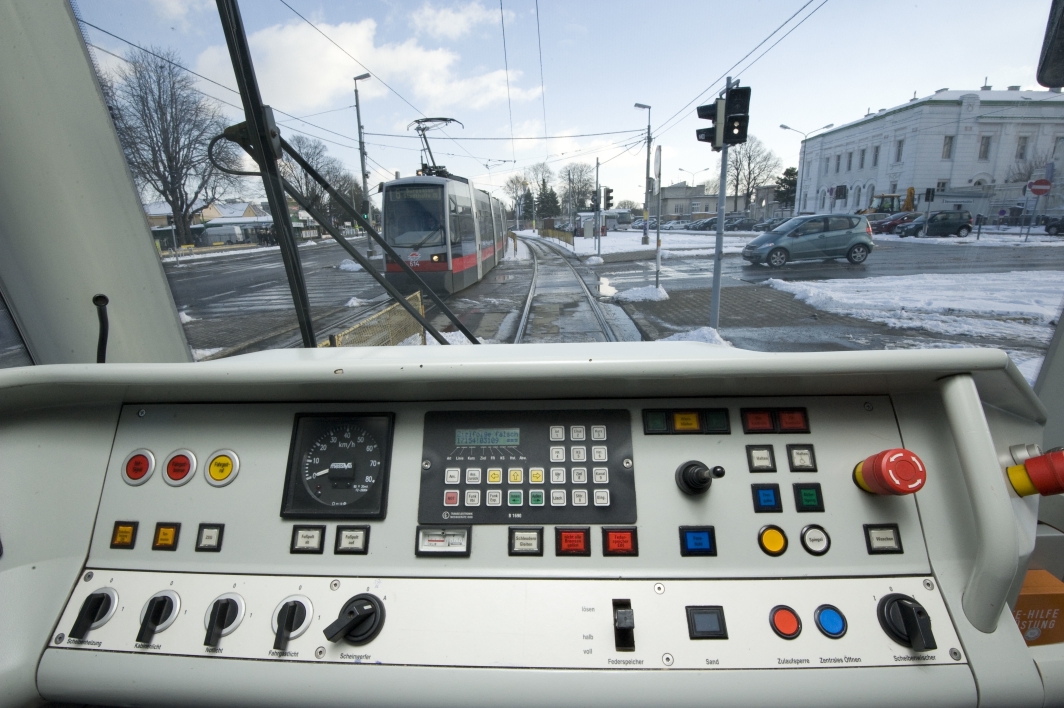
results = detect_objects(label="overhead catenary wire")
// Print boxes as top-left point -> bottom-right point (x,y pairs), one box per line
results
499,0 -> 517,163
534,0 -> 548,159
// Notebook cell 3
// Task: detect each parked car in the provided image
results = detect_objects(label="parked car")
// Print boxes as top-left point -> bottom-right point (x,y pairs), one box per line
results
662,220 -> 692,230
631,218 -> 645,229
725,218 -> 758,231
871,212 -> 921,234
741,214 -> 874,267
1045,218 -> 1062,236
897,210 -> 973,238
753,217 -> 788,231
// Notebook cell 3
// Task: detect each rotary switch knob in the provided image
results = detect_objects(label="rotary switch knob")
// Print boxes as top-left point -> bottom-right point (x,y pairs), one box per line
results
853,448 -> 926,495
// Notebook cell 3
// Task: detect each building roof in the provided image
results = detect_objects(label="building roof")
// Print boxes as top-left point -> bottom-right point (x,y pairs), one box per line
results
203,216 -> 273,226
143,200 -> 207,216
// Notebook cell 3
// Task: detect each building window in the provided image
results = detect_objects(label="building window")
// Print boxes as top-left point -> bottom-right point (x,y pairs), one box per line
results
674,203 -> 683,215
691,202 -> 700,212
979,136 -> 991,160
819,192 -> 826,209
802,192 -> 808,210
895,139 -> 904,163
890,182 -> 897,193
859,149 -> 866,169
1055,136 -> 1064,158
937,180 -> 948,191
942,135 -> 954,159
846,152 -> 853,171
824,157 -> 830,174
868,185 -> 875,204
1016,136 -> 1029,161
872,145 -> 880,167
835,155 -> 841,173
855,185 -> 862,206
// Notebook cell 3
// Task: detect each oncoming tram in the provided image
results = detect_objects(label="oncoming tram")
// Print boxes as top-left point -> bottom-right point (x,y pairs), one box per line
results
382,175 -> 506,294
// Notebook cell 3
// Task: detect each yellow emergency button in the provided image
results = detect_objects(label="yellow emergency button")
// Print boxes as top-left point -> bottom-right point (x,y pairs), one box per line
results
205,450 -> 240,487
673,412 -> 702,432
758,525 -> 788,557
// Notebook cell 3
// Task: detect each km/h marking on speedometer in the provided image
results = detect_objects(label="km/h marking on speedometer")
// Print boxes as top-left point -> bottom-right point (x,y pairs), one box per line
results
302,425 -> 382,507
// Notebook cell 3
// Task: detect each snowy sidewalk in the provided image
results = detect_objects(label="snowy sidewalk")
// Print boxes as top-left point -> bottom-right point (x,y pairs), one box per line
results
514,229 -> 755,259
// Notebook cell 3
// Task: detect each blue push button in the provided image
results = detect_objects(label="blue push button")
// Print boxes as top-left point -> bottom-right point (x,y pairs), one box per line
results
751,483 -> 782,513
679,526 -> 717,556
814,605 -> 847,638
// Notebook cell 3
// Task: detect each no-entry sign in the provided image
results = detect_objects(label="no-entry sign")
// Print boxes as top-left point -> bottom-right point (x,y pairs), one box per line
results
1030,179 -> 1052,196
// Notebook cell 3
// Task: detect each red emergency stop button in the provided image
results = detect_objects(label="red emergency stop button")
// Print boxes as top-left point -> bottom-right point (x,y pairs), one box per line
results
1008,449 -> 1064,497
770,605 -> 802,639
853,448 -> 926,495
121,449 -> 155,486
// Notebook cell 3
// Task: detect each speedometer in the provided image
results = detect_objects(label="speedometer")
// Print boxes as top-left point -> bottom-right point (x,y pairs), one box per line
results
282,414 -> 394,519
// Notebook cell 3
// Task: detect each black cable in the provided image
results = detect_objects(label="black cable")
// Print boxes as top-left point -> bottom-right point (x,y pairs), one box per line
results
499,0 -> 516,163
92,294 -> 109,363
534,0 -> 548,159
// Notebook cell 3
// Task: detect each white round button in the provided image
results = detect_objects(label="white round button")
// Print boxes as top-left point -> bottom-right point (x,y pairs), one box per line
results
800,525 -> 830,556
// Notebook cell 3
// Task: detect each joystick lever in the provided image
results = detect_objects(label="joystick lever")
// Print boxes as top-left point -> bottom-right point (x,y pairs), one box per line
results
137,595 -> 173,645
69,592 -> 110,640
204,598 -> 236,648
675,461 -> 724,496
273,600 -> 305,652
324,600 -> 376,643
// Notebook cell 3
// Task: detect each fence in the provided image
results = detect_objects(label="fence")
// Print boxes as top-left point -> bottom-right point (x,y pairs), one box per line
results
318,291 -> 425,347
540,228 -> 575,247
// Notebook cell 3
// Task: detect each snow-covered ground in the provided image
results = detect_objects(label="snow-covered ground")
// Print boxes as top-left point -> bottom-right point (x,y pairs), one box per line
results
876,230 -> 1064,247
160,240 -> 321,263
514,230 -> 754,258
660,327 -> 732,346
767,271 -> 1064,384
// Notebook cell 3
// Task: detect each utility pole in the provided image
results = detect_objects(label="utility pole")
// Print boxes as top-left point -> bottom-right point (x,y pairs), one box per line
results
709,77 -> 734,331
655,145 -> 663,287
595,157 -> 601,256
353,73 -> 372,253
636,103 -> 652,245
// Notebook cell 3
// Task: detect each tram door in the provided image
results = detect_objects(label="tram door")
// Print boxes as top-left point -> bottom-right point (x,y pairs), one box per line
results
469,183 -> 483,281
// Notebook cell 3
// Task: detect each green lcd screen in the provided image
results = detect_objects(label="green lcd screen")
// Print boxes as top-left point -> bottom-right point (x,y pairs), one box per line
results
455,428 -> 520,446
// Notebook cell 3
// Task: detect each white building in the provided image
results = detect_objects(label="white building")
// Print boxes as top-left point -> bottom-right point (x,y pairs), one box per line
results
797,86 -> 1064,215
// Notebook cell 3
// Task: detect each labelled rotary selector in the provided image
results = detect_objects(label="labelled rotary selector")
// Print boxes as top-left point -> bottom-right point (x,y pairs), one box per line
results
203,593 -> 245,648
272,595 -> 313,652
675,461 -> 725,496
68,587 -> 120,641
323,593 -> 386,646
137,590 -> 180,645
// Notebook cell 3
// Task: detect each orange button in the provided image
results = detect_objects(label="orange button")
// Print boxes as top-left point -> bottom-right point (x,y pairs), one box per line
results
673,412 -> 702,432
152,522 -> 180,551
110,521 -> 138,549
758,525 -> 788,556
770,605 -> 801,639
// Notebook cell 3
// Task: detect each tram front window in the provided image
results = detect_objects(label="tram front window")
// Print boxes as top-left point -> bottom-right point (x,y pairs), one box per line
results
384,186 -> 444,248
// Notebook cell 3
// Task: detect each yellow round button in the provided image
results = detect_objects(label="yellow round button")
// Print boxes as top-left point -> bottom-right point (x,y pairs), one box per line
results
759,526 -> 788,556
205,450 -> 239,487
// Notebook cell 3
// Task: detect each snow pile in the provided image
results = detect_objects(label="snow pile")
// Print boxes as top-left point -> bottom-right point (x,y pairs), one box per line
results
345,297 -> 370,307
876,230 -> 1064,248
339,259 -> 363,272
398,330 -> 495,345
613,285 -> 669,303
503,238 -> 532,261
585,256 -> 604,265
178,311 -> 196,324
660,327 -> 732,346
191,347 -> 223,361
766,271 -> 1064,344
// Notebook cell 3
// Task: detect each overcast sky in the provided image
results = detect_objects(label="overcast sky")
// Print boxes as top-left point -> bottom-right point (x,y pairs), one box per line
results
80,0 -> 1052,208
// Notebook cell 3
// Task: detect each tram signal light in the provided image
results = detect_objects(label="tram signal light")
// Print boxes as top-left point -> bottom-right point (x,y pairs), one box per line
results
695,98 -> 725,152
603,187 -> 614,210
591,190 -> 600,211
723,86 -> 751,145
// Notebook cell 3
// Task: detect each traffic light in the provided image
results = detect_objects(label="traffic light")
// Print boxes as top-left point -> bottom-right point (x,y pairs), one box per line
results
591,189 -> 600,211
723,86 -> 751,145
603,187 -> 614,210
695,98 -> 725,152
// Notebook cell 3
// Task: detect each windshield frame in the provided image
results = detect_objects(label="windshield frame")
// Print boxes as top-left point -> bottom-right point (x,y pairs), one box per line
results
384,184 -> 446,248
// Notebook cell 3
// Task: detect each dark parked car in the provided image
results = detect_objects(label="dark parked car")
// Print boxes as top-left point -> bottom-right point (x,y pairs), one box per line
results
741,214 -> 874,267
753,217 -> 787,231
725,218 -> 758,231
871,212 -> 921,234
1045,218 -> 1063,236
897,210 -> 973,238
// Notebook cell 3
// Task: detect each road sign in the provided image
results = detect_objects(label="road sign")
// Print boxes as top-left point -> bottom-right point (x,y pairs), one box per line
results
1030,179 -> 1052,196
998,209 -> 1008,216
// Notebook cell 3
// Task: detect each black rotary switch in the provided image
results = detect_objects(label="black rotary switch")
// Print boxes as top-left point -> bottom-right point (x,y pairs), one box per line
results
675,461 -> 724,495
69,591 -> 113,640
323,593 -> 386,645
877,593 -> 937,652
274,600 -> 307,652
204,598 -> 238,648
137,595 -> 174,645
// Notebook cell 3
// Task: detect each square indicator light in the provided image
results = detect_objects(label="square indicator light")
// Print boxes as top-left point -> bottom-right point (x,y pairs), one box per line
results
793,483 -> 825,512
679,526 -> 717,556
741,409 -> 776,434
778,409 -> 810,433
602,527 -> 639,556
110,521 -> 139,549
787,444 -> 817,472
673,411 -> 702,432
529,490 -> 545,506
509,527 -> 543,556
334,525 -> 370,554
555,527 -> 591,556
686,606 -> 729,639
703,409 -> 731,434
152,523 -> 180,551
195,523 -> 224,552
751,484 -> 783,513
864,524 -> 903,554
643,410 -> 670,434
291,525 -> 326,554
415,526 -> 471,557
746,445 -> 777,472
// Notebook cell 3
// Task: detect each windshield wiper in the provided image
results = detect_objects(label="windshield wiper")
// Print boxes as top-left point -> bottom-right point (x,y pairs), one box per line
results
407,228 -> 443,250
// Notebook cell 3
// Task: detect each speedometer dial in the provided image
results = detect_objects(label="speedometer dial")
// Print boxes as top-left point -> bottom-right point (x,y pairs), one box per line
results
301,425 -> 382,507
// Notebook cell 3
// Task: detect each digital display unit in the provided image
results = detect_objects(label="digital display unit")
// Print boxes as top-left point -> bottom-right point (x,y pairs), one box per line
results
455,428 -> 521,446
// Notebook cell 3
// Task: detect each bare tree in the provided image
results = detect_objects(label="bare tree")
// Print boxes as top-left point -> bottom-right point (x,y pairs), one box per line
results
527,162 -> 554,190
110,47 -> 240,245
279,134 -> 345,215
727,135 -> 782,209
557,162 -> 595,215
617,199 -> 639,210
503,173 -> 529,213
1006,151 -> 1052,184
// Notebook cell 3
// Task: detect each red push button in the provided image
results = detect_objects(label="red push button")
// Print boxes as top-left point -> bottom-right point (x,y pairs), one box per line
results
602,528 -> 639,556
126,455 -> 150,480
777,409 -> 809,433
770,605 -> 802,639
854,448 -> 926,495
166,455 -> 191,480
741,410 -> 775,433
443,490 -> 460,506
555,527 -> 591,556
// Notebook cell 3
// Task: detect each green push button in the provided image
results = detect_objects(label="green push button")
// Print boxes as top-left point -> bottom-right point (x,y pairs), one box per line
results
644,410 -> 669,433
793,483 -> 824,512
529,490 -> 545,506
508,490 -> 523,506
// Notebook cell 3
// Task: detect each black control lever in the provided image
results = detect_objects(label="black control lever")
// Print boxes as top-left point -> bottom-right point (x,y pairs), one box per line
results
204,598 -> 235,648
69,592 -> 110,640
877,593 -> 937,652
137,595 -> 173,645
613,599 -> 635,652
324,600 -> 376,643
273,600 -> 306,652
675,461 -> 725,496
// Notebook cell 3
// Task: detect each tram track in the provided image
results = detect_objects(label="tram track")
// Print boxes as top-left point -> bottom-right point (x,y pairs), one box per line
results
514,236 -> 619,343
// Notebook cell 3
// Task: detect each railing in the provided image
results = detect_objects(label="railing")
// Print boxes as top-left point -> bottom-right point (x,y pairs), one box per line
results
318,291 -> 426,347
540,228 -> 575,247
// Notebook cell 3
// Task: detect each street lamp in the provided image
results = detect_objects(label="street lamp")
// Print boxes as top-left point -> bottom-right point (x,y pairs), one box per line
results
780,123 -> 833,214
635,103 -> 651,244
353,73 -> 372,248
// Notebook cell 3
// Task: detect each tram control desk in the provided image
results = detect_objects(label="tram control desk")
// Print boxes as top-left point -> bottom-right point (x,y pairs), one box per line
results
3,342 -> 1064,708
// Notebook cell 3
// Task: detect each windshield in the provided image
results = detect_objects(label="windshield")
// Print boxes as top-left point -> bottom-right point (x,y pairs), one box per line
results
384,185 -> 445,248
43,0 -> 1055,382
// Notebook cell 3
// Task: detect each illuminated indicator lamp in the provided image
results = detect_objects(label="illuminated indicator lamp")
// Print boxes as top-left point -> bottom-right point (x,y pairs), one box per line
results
853,448 -> 926,495
673,412 -> 702,432
122,449 -> 155,485
555,527 -> 591,556
777,409 -> 809,433
205,450 -> 240,487
126,455 -> 150,479
602,528 -> 639,556
770,605 -> 801,639
1007,449 -> 1064,497
163,450 -> 197,487
431,254 -> 442,262
741,410 -> 775,433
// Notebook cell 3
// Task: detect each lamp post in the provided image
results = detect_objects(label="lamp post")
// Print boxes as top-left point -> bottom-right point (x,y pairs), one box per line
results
679,168 -> 711,218
353,72 -> 372,251
635,103 -> 651,245
780,123 -> 833,214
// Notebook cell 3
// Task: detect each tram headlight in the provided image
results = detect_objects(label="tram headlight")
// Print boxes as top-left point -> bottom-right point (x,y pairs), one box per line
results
431,254 -> 441,262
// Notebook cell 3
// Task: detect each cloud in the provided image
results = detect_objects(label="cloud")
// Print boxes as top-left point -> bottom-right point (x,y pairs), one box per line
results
146,0 -> 212,21
195,17 -> 537,115
410,2 -> 509,40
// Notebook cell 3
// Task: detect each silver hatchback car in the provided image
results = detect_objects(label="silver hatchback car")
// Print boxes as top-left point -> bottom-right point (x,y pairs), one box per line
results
741,214 -> 874,267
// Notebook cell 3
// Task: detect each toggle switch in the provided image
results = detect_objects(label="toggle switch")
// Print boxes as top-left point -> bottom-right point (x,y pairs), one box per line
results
137,591 -> 179,645
323,593 -> 386,645
1008,448 -> 1064,497
612,599 -> 635,652
877,593 -> 937,652
203,593 -> 244,648
853,448 -> 926,495
69,588 -> 118,640
675,461 -> 725,495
